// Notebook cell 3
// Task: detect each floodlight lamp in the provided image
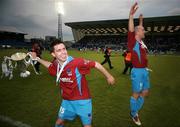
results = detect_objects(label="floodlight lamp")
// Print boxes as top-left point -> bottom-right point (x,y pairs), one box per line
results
56,1 -> 64,15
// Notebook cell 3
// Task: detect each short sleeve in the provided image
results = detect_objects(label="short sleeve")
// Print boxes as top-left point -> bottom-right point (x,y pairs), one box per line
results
77,58 -> 95,75
48,59 -> 57,76
128,31 -> 136,50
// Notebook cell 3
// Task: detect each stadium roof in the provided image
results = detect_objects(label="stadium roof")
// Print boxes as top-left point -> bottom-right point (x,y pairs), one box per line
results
0,26 -> 26,35
65,15 -> 180,42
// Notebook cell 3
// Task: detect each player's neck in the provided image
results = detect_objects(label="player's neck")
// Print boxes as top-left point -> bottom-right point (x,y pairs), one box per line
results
135,35 -> 142,42
57,60 -> 65,66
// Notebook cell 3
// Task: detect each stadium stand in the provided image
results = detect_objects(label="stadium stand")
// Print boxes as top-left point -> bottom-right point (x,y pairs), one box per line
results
0,26 -> 31,48
65,15 -> 180,53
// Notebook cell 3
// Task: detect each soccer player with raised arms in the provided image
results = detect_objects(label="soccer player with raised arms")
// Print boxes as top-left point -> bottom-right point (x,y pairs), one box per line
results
128,2 -> 151,126
30,40 -> 115,127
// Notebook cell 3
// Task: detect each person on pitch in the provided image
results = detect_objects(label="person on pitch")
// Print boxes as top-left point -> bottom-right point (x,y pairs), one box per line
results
30,40 -> 115,127
128,2 -> 151,126
31,42 -> 43,74
122,50 -> 132,75
101,47 -> 113,69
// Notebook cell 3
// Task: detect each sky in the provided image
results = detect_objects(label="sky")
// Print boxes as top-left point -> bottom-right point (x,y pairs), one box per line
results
0,0 -> 180,41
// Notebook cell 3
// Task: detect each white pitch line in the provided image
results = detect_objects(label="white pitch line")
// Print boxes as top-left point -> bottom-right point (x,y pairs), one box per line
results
0,115 -> 32,127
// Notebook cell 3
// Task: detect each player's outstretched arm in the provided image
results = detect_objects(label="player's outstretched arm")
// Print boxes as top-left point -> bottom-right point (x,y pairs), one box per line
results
36,58 -> 52,68
129,2 -> 138,32
139,14 -> 143,26
30,52 -> 52,68
95,62 -> 115,85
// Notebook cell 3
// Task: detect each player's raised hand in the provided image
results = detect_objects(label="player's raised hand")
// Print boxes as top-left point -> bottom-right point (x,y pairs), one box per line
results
107,75 -> 115,85
130,2 -> 138,16
139,14 -> 143,26
139,14 -> 143,20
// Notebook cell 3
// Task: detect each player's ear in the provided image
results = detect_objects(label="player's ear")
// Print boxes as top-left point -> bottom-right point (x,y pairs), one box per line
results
51,52 -> 55,57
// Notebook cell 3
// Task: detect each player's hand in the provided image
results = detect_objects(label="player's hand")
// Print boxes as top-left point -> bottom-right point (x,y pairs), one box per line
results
139,14 -> 143,20
107,75 -> 115,85
29,52 -> 37,59
130,2 -> 138,16
139,14 -> 143,26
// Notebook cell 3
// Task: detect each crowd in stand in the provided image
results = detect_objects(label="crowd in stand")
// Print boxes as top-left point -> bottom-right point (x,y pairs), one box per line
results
1,35 -> 179,54
0,39 -> 32,48
72,35 -> 180,54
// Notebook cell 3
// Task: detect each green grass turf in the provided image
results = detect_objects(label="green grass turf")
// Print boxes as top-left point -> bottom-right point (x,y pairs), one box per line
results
0,49 -> 180,127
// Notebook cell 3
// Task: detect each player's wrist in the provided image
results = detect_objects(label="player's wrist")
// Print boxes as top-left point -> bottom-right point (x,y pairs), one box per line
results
129,12 -> 133,15
129,14 -> 134,17
35,57 -> 40,61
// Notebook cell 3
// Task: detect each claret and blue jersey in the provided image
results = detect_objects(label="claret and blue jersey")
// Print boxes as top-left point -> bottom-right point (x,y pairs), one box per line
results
48,56 -> 95,100
128,31 -> 148,68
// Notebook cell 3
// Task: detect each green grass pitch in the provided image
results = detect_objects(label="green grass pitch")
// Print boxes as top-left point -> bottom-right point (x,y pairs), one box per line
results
0,49 -> 180,127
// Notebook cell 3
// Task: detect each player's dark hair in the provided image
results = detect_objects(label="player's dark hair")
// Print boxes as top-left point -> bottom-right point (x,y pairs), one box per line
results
50,39 -> 65,53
